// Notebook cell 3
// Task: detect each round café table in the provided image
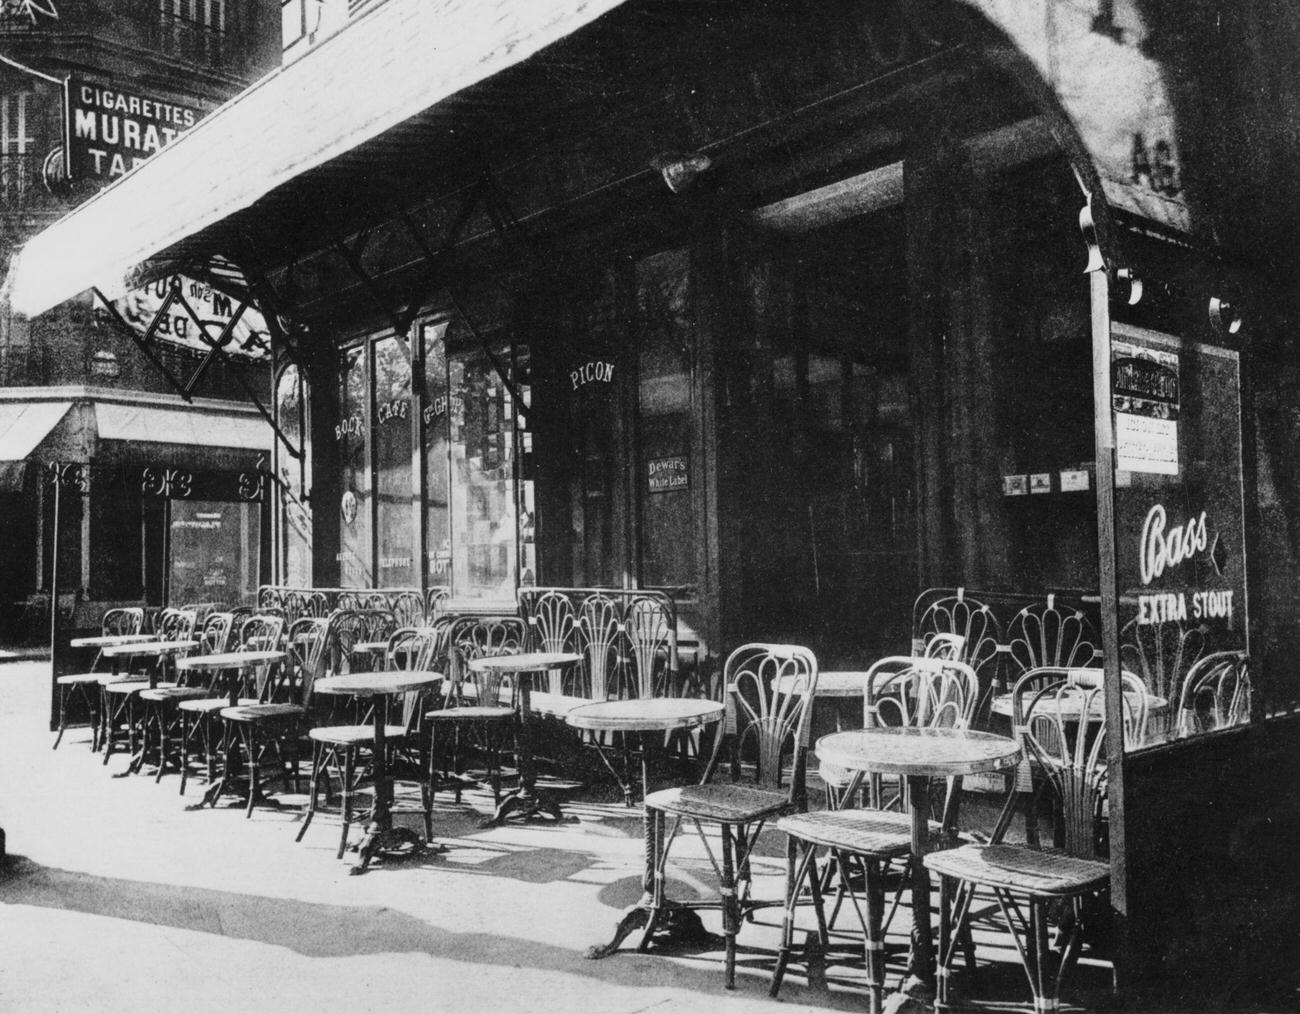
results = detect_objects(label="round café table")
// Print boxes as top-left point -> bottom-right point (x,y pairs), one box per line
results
173,650 -> 288,806
816,727 -> 1021,1006
468,652 -> 582,826
989,687 -> 1168,720
568,697 -> 726,960
99,639 -> 199,769
70,633 -> 155,650
315,669 -> 443,873
60,633 -> 157,750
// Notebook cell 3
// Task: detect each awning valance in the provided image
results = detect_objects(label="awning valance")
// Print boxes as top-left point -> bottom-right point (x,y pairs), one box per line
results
95,402 -> 268,452
2,0 -> 629,319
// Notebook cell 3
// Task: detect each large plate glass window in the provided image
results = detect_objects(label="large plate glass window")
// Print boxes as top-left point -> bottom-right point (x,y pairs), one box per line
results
338,343 -> 371,587
373,335 -> 413,587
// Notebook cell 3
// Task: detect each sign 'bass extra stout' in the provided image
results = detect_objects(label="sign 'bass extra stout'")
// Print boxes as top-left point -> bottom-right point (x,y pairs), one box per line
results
68,78 -> 200,181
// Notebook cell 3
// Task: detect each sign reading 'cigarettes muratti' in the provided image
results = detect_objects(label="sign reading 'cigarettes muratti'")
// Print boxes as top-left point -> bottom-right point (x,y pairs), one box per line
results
68,78 -> 200,180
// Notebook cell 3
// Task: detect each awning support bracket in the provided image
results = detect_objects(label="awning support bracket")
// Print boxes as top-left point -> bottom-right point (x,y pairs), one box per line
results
169,281 -> 302,461
92,287 -> 194,403
395,178 -> 487,339
332,229 -> 410,342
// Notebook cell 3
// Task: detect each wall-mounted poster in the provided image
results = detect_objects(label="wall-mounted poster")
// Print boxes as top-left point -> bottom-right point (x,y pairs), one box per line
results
647,455 -> 689,494
1113,337 -> 1179,475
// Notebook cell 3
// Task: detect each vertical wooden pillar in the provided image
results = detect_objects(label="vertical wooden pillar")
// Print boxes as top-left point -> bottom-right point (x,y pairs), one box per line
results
904,136 -> 961,585
409,323 -> 427,600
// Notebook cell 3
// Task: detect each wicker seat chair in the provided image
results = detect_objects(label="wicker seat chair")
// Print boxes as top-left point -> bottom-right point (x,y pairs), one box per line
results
923,678 -> 1122,1014
53,606 -> 144,750
424,616 -> 528,806
138,611 -> 236,784
770,655 -> 978,1010
175,614 -> 286,796
214,614 -> 328,817
297,625 -> 445,856
99,607 -> 197,766
637,643 -> 818,990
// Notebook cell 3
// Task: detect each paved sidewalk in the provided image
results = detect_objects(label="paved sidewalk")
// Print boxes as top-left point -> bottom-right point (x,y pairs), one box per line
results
0,661 -> 852,1014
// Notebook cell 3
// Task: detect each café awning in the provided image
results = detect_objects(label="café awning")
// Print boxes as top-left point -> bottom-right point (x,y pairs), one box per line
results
0,400 -> 73,488
3,0 -> 629,318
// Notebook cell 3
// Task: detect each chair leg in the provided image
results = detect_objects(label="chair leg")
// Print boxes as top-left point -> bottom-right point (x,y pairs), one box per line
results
338,747 -> 355,859
863,858 -> 887,1014
770,835 -> 802,997
154,705 -> 169,783
419,736 -> 432,840
53,685 -> 67,750
296,740 -> 323,843
243,726 -> 259,818
721,821 -> 738,990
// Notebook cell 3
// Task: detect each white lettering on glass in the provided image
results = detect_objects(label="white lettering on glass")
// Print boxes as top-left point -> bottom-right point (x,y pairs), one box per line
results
1139,504 -> 1208,585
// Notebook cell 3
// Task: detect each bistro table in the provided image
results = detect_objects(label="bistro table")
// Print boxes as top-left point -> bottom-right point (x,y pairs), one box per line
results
70,633 -> 155,650
815,727 -> 1021,1008
314,669 -> 443,873
989,687 -> 1167,720
569,697 -> 726,960
469,651 -> 583,826
173,650 -> 288,807
99,639 -> 199,769
59,633 -> 157,750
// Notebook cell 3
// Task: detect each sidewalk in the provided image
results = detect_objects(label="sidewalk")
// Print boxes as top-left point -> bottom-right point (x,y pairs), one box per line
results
0,660 -> 1286,1014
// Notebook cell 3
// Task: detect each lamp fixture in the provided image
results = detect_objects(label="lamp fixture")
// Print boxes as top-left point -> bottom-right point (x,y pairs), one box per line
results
650,151 -> 712,194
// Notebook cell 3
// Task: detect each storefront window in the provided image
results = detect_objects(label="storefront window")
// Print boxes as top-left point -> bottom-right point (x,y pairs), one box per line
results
373,336 -> 413,587
338,343 -> 371,587
1111,324 -> 1248,748
169,499 -> 260,607
422,321 -> 452,590
447,337 -> 520,602
636,249 -> 696,590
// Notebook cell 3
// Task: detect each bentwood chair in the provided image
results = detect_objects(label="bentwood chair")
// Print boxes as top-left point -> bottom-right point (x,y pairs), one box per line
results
100,607 -> 197,766
1175,650 -> 1250,737
138,611 -> 236,784
770,656 -> 979,1011
924,681 -> 1116,1014
640,643 -> 818,990
297,625 -> 444,856
218,613 -> 329,816
53,606 -> 144,750
176,613 -> 286,796
425,616 -> 527,806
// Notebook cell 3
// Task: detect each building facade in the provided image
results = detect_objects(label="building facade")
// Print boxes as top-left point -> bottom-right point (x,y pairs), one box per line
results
0,0 -> 281,638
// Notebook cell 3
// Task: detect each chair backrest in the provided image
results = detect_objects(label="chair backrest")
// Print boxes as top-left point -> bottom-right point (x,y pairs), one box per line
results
385,625 -> 446,732
864,655 -> 979,731
1006,597 -> 1100,678
237,614 -> 285,653
1012,666 -> 1149,747
156,607 -> 197,642
101,607 -> 144,637
715,643 -> 819,805
200,611 -> 236,655
922,632 -> 966,661
626,594 -> 677,698
1121,617 -> 1210,739
389,591 -> 424,629
1020,682 -> 1112,858
915,591 -> 1003,695
286,615 -> 331,708
425,586 -> 450,621
528,589 -> 579,654
579,592 -> 621,700
1176,650 -> 1250,737
449,615 -> 528,708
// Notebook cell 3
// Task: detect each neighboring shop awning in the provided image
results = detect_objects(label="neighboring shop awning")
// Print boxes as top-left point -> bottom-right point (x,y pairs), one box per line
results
95,402 -> 268,452
2,0 -> 630,318
0,401 -> 73,489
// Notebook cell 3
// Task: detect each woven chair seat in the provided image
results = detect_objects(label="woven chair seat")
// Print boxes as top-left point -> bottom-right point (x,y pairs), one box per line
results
105,680 -> 175,696
923,843 -> 1109,897
56,672 -> 107,686
425,705 -> 514,721
178,696 -> 258,714
97,672 -> 149,686
309,724 -> 406,744
645,782 -> 791,823
777,807 -> 942,858
221,702 -> 305,723
139,686 -> 209,703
